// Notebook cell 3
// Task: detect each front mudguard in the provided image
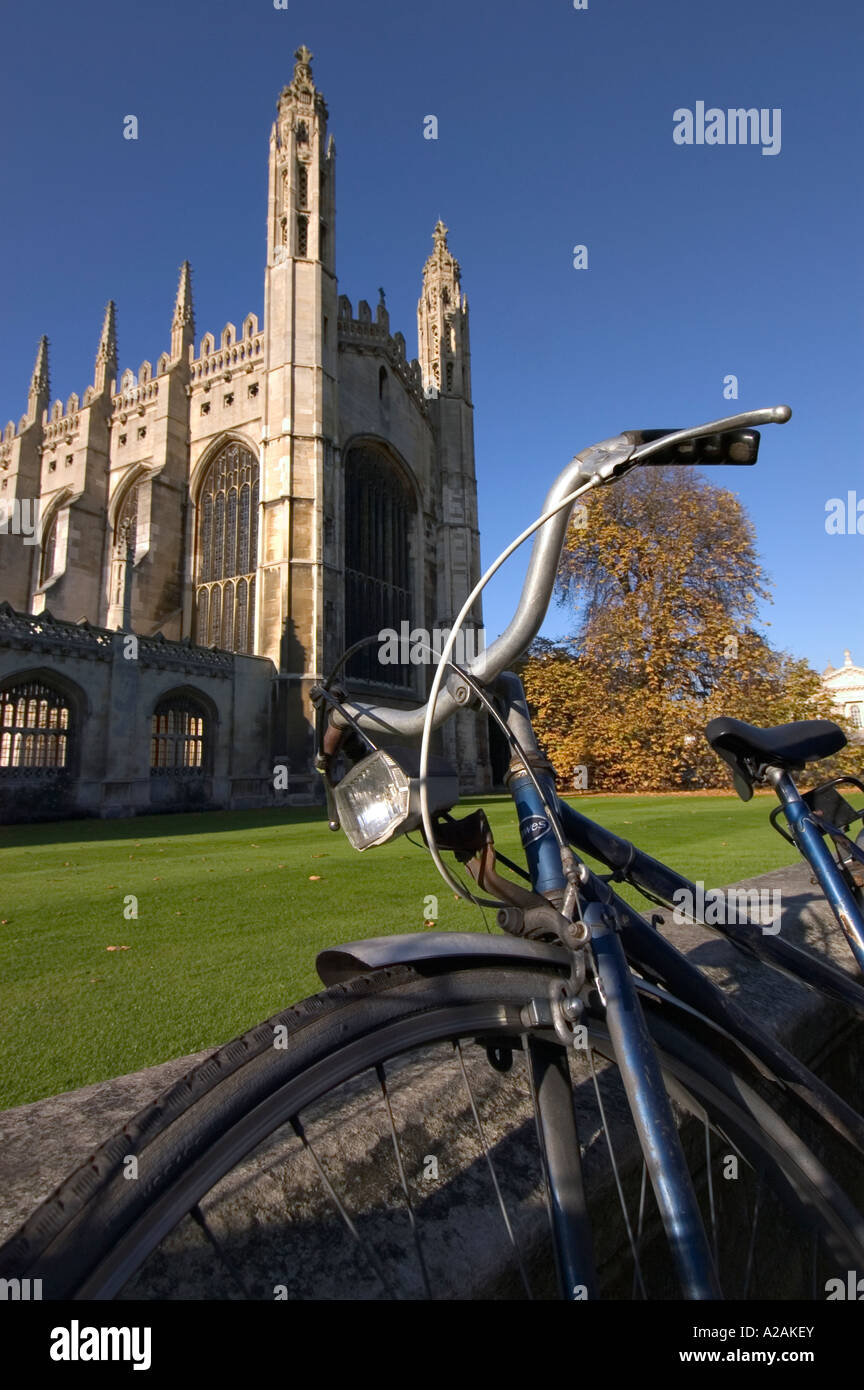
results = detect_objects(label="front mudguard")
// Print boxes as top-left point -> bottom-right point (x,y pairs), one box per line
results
317,930 -> 724,1052
316,928 -> 864,1163
317,931 -> 570,985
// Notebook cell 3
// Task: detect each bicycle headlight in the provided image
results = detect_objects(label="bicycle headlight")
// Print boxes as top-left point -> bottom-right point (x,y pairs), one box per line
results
334,747 -> 459,851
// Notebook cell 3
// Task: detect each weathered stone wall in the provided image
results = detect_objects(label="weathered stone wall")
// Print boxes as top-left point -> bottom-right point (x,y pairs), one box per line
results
0,608 -> 277,820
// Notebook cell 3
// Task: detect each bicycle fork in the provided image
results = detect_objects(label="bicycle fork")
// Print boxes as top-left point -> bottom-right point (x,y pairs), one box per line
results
584,902 -> 722,1299
501,680 -> 720,1297
528,900 -> 722,1300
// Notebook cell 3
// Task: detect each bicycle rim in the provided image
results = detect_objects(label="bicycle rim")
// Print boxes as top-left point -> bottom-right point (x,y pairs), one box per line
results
3,963 -> 863,1301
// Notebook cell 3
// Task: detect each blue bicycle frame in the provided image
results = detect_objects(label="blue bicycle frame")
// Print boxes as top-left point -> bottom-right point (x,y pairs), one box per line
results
505,710 -> 864,1300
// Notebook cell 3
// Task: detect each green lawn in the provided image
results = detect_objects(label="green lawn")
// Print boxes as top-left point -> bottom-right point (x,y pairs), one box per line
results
0,793 -> 801,1108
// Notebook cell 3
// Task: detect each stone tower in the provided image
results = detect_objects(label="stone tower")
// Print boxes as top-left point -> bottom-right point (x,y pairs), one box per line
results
261,45 -> 338,758
417,220 -> 482,637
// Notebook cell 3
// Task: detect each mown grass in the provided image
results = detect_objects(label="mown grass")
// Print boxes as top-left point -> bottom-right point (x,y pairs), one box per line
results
0,794 -> 800,1108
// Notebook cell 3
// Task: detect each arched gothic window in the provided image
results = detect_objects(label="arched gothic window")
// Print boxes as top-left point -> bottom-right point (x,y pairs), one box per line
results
344,445 -> 414,685
112,481 -> 139,610
150,694 -> 208,773
115,483 -> 139,553
195,442 -> 258,654
40,512 -> 58,585
0,678 -> 71,771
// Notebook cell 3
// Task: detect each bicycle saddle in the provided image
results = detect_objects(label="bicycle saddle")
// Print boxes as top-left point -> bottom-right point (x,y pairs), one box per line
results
705,717 -> 847,800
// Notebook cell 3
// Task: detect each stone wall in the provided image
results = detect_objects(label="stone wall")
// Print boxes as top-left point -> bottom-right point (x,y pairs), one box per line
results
0,605 -> 281,820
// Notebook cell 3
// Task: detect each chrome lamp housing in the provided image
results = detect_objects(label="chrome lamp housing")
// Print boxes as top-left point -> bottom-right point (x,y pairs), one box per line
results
333,747 -> 460,851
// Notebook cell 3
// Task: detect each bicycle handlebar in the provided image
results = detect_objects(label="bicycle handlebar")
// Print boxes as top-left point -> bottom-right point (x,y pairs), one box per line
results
329,404 -> 792,740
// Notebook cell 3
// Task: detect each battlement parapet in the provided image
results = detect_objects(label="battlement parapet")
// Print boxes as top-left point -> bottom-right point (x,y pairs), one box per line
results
0,603 -> 235,676
43,411 -> 81,447
111,379 -> 160,419
190,331 -> 264,387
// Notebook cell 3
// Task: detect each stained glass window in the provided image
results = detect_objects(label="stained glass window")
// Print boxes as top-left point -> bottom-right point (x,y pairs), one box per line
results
150,695 -> 208,773
195,443 -> 258,653
0,679 -> 71,770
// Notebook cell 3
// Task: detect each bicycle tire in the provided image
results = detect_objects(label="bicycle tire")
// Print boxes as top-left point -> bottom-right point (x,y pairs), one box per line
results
2,961 -> 863,1300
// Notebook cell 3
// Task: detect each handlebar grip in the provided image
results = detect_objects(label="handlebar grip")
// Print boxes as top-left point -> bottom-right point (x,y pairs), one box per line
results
631,427 -> 760,466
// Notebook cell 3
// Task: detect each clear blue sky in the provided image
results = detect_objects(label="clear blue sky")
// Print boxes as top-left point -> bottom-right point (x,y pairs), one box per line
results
1,0 -> 861,673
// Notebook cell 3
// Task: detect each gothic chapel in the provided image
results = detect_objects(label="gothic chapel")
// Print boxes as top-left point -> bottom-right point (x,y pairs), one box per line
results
0,47 -> 489,820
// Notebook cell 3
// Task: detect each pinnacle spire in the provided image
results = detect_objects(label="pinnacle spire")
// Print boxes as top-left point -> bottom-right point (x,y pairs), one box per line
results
96,301 -> 117,368
418,221 -> 470,401
29,335 -> 50,402
424,219 -> 459,280
173,261 -> 194,331
92,301 -> 117,392
171,261 -> 195,359
277,41 -> 327,121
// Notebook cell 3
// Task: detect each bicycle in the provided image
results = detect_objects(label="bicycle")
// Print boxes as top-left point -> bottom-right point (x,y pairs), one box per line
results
4,403 -> 864,1301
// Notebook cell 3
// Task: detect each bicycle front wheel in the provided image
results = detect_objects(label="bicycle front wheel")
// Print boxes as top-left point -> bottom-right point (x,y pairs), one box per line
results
3,960 -> 863,1300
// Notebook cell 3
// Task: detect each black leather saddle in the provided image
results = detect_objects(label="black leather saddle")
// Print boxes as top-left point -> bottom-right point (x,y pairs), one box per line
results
705,717 -> 847,800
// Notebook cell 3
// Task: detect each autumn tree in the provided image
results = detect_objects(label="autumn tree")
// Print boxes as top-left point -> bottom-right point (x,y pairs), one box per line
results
519,467 -> 862,790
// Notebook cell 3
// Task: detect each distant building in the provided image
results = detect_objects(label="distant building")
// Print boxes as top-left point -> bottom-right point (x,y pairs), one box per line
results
822,650 -> 864,742
0,46 -> 489,821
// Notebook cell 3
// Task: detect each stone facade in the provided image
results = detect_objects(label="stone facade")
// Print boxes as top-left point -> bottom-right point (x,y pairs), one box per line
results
0,46 -> 490,820
823,650 -> 864,743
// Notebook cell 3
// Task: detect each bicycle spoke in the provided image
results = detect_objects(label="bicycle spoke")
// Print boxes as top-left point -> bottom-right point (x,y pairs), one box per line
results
704,1117 -> 718,1268
375,1062 -> 434,1299
631,1161 -> 648,1299
588,1047 -> 647,1299
189,1203 -> 253,1300
289,1113 -> 398,1299
454,1041 -> 533,1299
741,1168 -> 763,1298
